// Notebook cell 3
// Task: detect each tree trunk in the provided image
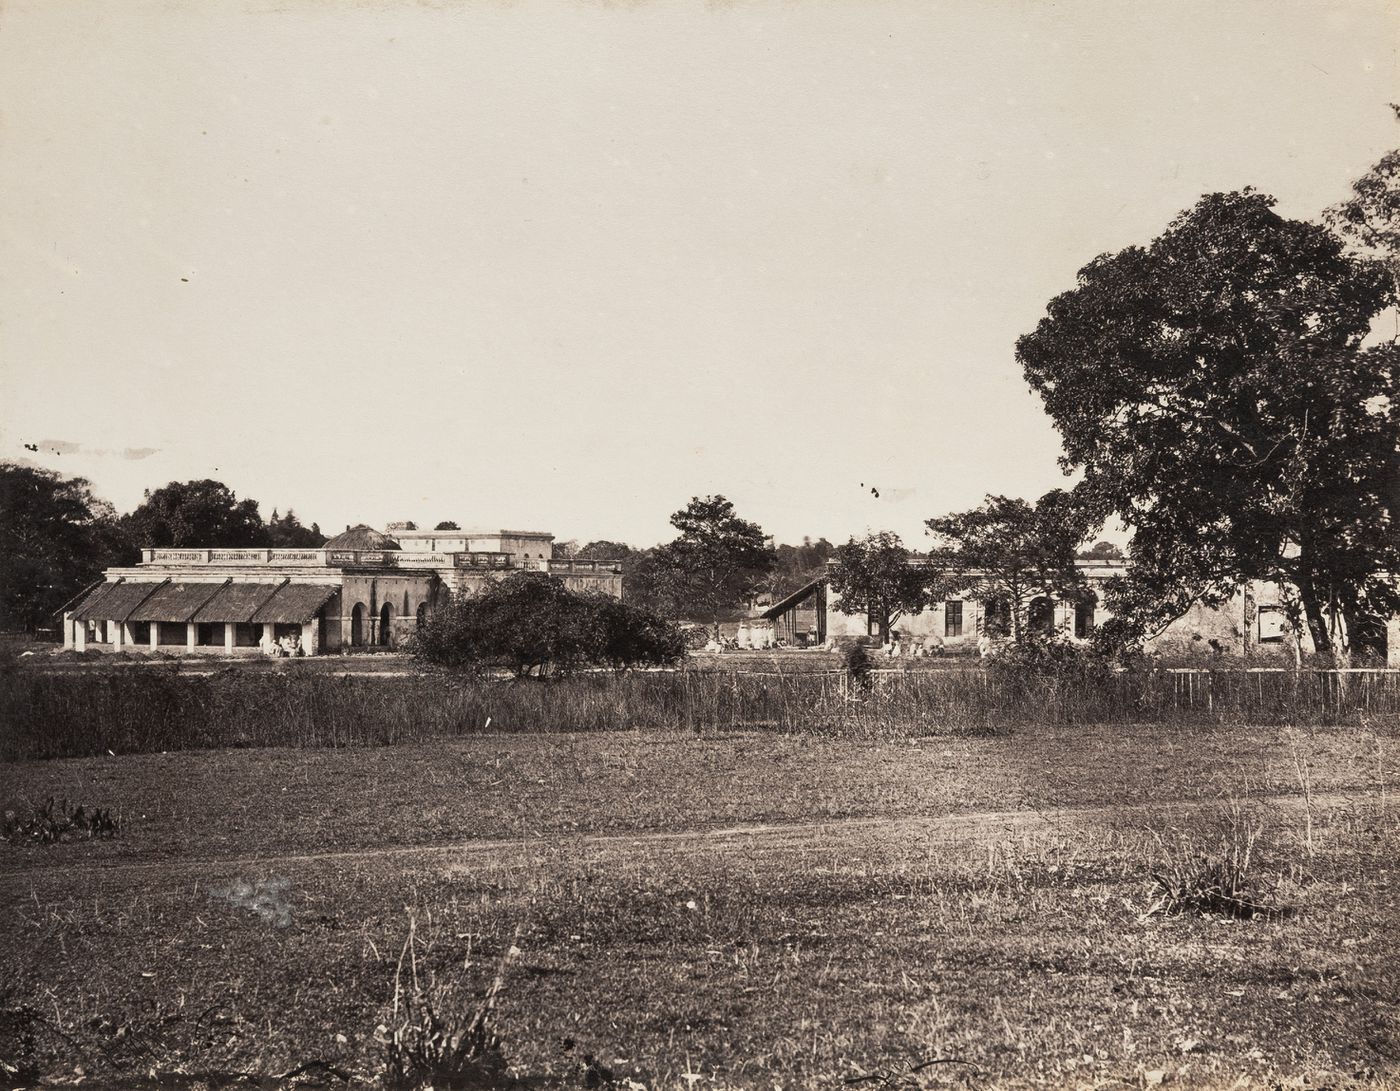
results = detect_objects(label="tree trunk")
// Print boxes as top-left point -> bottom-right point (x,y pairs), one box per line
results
1295,567 -> 1334,661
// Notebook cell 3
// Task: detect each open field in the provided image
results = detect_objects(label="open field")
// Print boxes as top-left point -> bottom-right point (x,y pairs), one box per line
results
3,724 -> 1399,1089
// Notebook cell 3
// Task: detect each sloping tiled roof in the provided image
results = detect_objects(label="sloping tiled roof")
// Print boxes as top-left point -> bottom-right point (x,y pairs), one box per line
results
67,581 -> 122,621
323,524 -> 401,551
191,582 -> 286,624
756,577 -> 826,620
127,582 -> 230,623
251,583 -> 338,623
70,581 -> 168,622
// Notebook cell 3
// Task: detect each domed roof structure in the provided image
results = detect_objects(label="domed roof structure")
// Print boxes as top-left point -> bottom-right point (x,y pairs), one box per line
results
323,524 -> 401,551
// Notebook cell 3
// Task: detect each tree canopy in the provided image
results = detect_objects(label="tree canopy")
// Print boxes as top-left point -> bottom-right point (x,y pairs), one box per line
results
0,462 -> 128,632
770,537 -> 836,600
651,496 -> 775,636
1016,190 -> 1400,656
1078,540 -> 1125,561
266,509 -> 325,548
827,532 -> 931,642
925,492 -> 1086,644
123,479 -> 269,549
412,572 -> 683,676
1325,113 -> 1400,278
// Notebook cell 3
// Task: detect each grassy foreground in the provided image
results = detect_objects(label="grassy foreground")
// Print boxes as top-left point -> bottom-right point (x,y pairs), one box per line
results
3,724 -> 1399,1089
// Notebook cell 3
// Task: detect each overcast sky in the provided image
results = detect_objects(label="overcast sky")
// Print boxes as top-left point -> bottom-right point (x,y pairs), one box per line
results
1,0 -> 1395,547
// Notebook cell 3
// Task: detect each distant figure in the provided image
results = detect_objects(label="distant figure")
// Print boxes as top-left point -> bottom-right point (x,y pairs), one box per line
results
978,634 -> 991,658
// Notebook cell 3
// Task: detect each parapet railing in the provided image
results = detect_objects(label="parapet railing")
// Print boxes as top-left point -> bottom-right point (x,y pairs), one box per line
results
141,548 -> 517,569
548,558 -> 624,574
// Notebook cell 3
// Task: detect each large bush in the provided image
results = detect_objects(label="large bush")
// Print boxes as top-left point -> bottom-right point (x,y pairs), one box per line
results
413,573 -> 685,676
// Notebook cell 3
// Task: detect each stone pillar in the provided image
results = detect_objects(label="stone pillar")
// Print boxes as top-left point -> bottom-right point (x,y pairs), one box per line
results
260,624 -> 275,655
303,617 -> 320,656
63,614 -> 74,650
150,624 -> 159,652
113,621 -> 124,651
187,622 -> 197,653
225,622 -> 235,655
1387,617 -> 1400,669
74,620 -> 86,652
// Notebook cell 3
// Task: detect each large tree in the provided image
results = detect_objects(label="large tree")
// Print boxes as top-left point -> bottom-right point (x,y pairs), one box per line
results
653,496 -> 775,637
924,492 -> 1086,644
123,479 -> 269,549
0,462 -> 129,633
1016,190 -> 1400,658
827,532 -> 932,643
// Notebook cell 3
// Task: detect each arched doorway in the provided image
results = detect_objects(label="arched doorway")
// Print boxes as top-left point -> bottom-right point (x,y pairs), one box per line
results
416,602 -> 428,630
351,603 -> 365,647
1028,596 -> 1055,638
379,602 -> 393,647
1074,593 -> 1098,639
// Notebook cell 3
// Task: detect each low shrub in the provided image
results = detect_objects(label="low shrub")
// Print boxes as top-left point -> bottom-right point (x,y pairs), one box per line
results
844,640 -> 873,692
1145,807 -> 1286,920
384,921 -> 517,1090
2,797 -> 117,844
983,638 -> 1117,688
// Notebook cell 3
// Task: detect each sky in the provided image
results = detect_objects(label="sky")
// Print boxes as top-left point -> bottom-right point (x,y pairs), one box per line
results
1,0 -> 1396,548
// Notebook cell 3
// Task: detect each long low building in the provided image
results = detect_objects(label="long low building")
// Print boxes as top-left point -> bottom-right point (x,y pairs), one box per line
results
742,559 -> 1400,665
62,524 -> 622,656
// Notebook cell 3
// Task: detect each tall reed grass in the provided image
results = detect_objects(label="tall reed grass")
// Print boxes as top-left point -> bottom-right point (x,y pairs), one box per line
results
3,661 -> 1399,761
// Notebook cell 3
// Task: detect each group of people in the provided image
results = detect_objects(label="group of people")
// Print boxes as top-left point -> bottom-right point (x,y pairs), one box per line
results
878,635 -> 945,658
268,632 -> 305,658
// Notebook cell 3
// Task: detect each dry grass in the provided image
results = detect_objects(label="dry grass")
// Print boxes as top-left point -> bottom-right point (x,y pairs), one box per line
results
7,657 -> 1400,762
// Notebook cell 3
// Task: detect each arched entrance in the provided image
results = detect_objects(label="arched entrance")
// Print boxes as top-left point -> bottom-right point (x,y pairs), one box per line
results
351,603 -> 365,647
1074,593 -> 1098,639
379,602 -> 393,647
416,602 -> 428,630
1028,596 -> 1055,638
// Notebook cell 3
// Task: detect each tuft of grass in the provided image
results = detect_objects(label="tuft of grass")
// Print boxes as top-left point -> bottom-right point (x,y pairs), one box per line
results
1145,806 -> 1287,920
384,917 -> 519,1090
1,797 -> 117,844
